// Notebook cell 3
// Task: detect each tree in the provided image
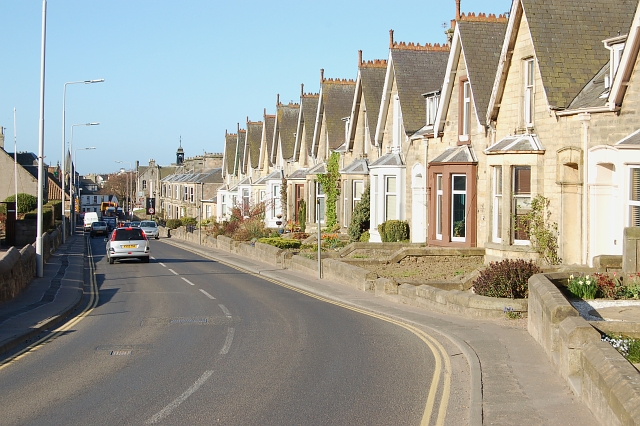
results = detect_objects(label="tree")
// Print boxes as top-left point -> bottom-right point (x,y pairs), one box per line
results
99,173 -> 129,206
316,152 -> 341,229
4,193 -> 38,214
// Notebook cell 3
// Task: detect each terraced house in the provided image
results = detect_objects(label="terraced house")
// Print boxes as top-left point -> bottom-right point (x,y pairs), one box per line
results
213,0 -> 640,268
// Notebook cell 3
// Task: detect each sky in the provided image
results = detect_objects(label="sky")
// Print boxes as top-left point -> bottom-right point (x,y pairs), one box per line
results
0,0 -> 511,175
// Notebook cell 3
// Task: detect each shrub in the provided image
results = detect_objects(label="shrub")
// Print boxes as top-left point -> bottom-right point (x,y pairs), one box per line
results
359,230 -> 370,242
472,259 -> 541,299
378,220 -> 410,242
181,217 -> 197,226
166,219 -> 182,229
298,200 -> 306,233
257,237 -> 301,250
4,193 -> 38,214
348,185 -> 370,242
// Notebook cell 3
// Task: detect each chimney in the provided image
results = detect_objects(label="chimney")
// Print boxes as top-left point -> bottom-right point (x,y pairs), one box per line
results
456,0 -> 461,20
320,68 -> 324,84
277,93 -> 280,105
0,126 -> 4,150
358,50 -> 362,66
389,29 -> 394,48
301,83 -> 304,97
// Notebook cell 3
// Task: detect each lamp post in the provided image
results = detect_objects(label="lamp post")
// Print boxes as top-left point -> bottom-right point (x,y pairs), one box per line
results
74,146 -> 96,221
36,0 -> 46,277
70,123 -> 99,233
61,78 -> 104,243
115,160 -> 132,218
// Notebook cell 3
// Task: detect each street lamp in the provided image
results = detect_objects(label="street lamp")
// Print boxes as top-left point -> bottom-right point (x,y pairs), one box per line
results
74,147 -> 96,221
70,122 -> 99,233
115,160 -> 132,218
61,78 -> 104,242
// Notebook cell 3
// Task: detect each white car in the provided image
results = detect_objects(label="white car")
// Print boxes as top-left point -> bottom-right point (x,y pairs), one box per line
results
139,220 -> 159,239
105,227 -> 150,264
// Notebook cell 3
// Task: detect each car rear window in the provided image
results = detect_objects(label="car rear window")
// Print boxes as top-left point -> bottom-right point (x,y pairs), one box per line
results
114,229 -> 145,241
140,221 -> 157,228
94,222 -> 107,226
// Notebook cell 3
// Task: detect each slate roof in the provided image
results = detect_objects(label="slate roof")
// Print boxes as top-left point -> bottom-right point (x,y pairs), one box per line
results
254,170 -> 282,185
485,134 -> 545,154
161,168 -> 223,184
458,19 -> 507,124
616,128 -> 640,146
429,145 -> 478,164
369,152 -> 404,167
297,94 -> 319,160
568,63 -> 610,109
307,162 -> 327,175
224,133 -> 237,175
263,114 -> 276,167
320,79 -> 356,150
274,103 -> 300,162
236,130 -> 246,174
288,168 -> 308,180
359,62 -> 386,141
391,47 -> 449,135
247,120 -> 263,170
340,158 -> 369,175
521,0 -> 635,109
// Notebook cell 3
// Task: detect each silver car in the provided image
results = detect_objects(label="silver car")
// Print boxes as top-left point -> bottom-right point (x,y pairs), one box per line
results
105,227 -> 150,264
139,220 -> 160,239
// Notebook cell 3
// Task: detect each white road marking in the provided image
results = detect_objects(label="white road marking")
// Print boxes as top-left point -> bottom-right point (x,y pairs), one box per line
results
199,289 -> 215,299
150,256 -> 156,260
168,269 -> 178,275
158,262 -> 166,267
181,277 -> 195,286
146,370 -> 214,424
218,304 -> 232,318
220,328 -> 235,355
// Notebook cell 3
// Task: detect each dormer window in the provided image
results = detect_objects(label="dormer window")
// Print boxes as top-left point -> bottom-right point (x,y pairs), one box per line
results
604,34 -> 627,89
424,90 -> 440,126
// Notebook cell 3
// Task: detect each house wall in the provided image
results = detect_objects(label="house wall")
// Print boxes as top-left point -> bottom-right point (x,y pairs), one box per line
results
0,154 -> 38,201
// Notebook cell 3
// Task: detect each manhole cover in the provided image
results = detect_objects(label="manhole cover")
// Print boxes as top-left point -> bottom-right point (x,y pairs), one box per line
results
110,350 -> 132,356
170,317 -> 208,324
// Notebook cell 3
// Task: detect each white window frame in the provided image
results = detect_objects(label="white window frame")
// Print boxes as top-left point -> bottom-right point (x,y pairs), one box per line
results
316,182 -> 325,224
451,174 -> 467,243
272,184 -> 280,219
384,175 -> 397,221
242,188 -> 250,217
343,179 -> 349,226
629,166 -> 640,227
426,93 -> 439,126
460,81 -> 470,142
524,59 -> 534,128
189,187 -> 194,203
371,175 -> 377,227
513,166 -> 532,245
492,166 -> 503,243
436,174 -> 443,240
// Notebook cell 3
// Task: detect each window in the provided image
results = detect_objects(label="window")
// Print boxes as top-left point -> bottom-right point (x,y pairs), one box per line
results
460,80 -> 470,142
343,179 -> 349,225
426,92 -> 440,126
221,195 -> 227,217
492,166 -> 503,243
436,174 -> 443,240
451,175 -> 466,242
371,175 -> 377,227
143,180 -> 147,190
385,176 -> 397,221
272,184 -> 280,218
316,182 -> 325,223
206,205 -> 211,219
93,196 -> 97,203
259,190 -> 266,202
629,167 -> 640,226
513,166 -> 531,244
524,59 -> 534,127
353,180 -> 364,209
184,186 -> 189,202
242,188 -> 250,216
190,187 -> 194,203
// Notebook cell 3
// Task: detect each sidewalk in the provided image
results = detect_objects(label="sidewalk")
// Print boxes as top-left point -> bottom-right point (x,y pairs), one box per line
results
160,237 -> 600,426
0,235 -> 85,355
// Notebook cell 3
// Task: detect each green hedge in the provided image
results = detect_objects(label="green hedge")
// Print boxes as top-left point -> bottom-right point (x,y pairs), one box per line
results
165,219 -> 182,229
377,220 -> 410,242
4,193 -> 37,213
24,207 -> 53,227
257,237 -> 302,249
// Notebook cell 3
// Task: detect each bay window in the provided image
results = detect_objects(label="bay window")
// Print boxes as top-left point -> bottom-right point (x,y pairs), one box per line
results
492,166 -> 503,243
513,166 -> 532,244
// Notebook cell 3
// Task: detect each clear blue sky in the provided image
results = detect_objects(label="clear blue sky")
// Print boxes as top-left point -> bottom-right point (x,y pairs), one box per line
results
0,0 -> 511,175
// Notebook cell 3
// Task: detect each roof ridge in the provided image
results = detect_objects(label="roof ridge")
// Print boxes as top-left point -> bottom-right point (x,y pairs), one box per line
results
360,59 -> 387,68
388,29 -> 450,52
323,77 -> 356,85
302,92 -> 320,98
458,11 -> 508,23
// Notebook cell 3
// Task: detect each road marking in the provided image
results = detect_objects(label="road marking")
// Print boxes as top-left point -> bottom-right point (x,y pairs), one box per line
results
220,327 -> 234,355
168,269 -> 178,275
145,370 -> 214,424
181,277 -> 195,286
150,256 -> 156,260
158,262 -> 166,267
218,304 -> 231,318
199,289 -> 215,299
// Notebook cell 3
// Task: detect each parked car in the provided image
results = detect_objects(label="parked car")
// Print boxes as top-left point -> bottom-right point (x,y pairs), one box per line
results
103,217 -> 117,231
90,221 -> 109,238
130,221 -> 141,227
139,220 -> 159,239
83,212 -> 99,232
105,227 -> 150,264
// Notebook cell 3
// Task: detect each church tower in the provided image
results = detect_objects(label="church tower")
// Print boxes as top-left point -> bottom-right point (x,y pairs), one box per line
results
176,137 -> 184,166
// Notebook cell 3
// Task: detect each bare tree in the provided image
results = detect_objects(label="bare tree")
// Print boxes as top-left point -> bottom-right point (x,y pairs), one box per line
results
99,173 -> 128,206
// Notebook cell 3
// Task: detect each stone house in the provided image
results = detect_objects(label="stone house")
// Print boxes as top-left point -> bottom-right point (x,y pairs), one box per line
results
159,168 -> 223,219
369,31 -> 449,243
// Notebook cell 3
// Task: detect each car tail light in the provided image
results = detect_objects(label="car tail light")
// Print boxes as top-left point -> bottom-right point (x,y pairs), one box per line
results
141,231 -> 148,240
111,232 -> 117,242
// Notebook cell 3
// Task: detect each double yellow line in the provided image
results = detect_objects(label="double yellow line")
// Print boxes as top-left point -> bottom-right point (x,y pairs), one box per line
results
166,240 -> 452,425
0,237 -> 100,370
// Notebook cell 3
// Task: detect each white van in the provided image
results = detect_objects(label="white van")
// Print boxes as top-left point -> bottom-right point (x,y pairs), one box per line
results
83,212 -> 99,231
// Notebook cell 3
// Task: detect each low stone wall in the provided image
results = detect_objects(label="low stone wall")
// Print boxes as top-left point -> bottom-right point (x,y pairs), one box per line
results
0,245 -> 36,302
528,273 -> 640,425
322,258 -> 377,292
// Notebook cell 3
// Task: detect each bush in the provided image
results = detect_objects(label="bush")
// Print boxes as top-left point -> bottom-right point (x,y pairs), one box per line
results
359,230 -> 370,242
166,219 -> 182,229
181,217 -> 197,226
472,259 -> 541,299
4,193 -> 37,214
378,220 -> 410,242
348,185 -> 370,242
257,237 -> 302,249
298,200 -> 306,233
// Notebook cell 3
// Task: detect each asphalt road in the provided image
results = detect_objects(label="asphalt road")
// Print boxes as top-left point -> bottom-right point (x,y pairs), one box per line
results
0,236 -> 462,425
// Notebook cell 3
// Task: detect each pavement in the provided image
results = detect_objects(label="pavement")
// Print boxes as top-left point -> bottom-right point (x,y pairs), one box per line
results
0,234 -> 600,426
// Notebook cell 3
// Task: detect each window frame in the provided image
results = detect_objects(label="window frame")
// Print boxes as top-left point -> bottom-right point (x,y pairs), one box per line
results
492,166 -> 503,243
450,174 -> 467,243
524,58 -> 535,128
435,174 -> 443,240
629,166 -> 640,227
384,175 -> 397,222
459,79 -> 471,143
512,166 -> 532,245
316,181 -> 325,224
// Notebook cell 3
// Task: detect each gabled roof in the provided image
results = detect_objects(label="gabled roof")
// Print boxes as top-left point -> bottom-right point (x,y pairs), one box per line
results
260,113 -> 276,169
616,128 -> 640,147
236,129 -> 246,174
340,157 -> 369,175
273,102 -> 300,162
307,161 -> 327,175
610,3 -> 640,109
369,152 -> 404,167
430,145 -> 478,164
254,170 -> 282,184
161,168 -> 223,184
313,76 -> 356,155
489,0 -> 635,119
485,133 -> 545,154
246,120 -> 263,170
224,132 -> 237,175
348,54 -> 387,150
288,168 -> 308,179
568,63 -> 610,110
295,92 -> 319,160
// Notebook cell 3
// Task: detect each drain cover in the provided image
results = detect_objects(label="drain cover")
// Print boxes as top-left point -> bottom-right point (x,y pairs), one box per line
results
110,350 -> 132,356
170,317 -> 208,324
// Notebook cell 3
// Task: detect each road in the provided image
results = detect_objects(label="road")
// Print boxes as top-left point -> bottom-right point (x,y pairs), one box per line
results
0,236 -> 465,425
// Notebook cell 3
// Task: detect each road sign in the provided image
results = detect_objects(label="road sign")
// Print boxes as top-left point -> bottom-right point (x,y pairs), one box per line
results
148,207 -> 155,214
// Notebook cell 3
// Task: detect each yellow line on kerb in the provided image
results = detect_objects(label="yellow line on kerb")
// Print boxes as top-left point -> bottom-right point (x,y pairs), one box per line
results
165,240 -> 452,425
0,237 -> 100,370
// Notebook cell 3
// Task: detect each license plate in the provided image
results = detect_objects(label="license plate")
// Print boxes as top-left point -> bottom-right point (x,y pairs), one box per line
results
122,244 -> 136,248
